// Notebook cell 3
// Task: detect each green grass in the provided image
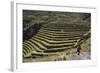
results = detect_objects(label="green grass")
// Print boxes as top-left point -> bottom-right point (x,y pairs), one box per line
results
81,37 -> 91,52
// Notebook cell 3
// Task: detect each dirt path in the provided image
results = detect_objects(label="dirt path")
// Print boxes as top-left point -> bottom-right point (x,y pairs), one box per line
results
69,52 -> 91,60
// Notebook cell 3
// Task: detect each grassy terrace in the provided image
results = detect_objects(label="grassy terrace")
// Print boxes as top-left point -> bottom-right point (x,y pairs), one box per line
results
23,23 -> 90,61
23,10 -> 91,62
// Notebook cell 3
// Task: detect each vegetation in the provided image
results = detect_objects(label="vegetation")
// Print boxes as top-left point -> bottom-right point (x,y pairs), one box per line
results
23,10 -> 91,62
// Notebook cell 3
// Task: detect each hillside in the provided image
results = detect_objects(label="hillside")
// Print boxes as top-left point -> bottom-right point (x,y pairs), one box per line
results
22,10 -> 91,62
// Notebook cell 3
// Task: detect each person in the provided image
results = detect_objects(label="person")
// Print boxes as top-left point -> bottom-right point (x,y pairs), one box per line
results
76,44 -> 81,55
